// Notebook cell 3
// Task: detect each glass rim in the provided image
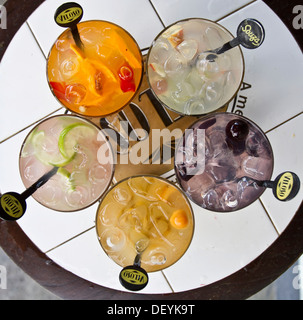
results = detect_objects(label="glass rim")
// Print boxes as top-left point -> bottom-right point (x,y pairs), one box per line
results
18,114 -> 116,213
46,19 -> 144,118
95,174 -> 195,273
146,17 -> 245,116
174,112 -> 275,213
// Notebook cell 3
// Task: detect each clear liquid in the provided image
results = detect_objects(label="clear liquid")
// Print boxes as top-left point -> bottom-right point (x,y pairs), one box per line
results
147,19 -> 244,115
19,116 -> 114,212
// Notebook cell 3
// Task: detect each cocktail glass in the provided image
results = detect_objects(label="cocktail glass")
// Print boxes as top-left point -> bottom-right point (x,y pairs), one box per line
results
47,20 -> 143,117
147,18 -> 244,115
96,175 -> 194,272
174,113 -> 274,212
19,115 -> 115,212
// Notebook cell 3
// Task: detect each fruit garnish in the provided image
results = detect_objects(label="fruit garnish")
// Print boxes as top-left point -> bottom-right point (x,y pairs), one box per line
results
119,65 -> 134,81
157,185 -> 176,202
58,123 -> 95,159
112,29 -> 142,69
149,63 -> 166,77
31,130 -> 75,167
225,119 -> 249,156
57,167 -> 76,192
70,43 -> 85,60
226,119 -> 249,141
163,25 -> 184,48
118,65 -> 136,92
50,81 -> 67,101
170,210 -> 188,229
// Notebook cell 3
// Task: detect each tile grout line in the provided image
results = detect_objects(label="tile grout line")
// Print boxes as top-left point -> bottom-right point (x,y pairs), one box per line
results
44,226 -> 96,254
0,107 -> 64,144
258,198 -> 280,236
161,270 -> 175,293
299,254 -> 303,300
148,0 -> 166,28
215,0 -> 258,22
265,111 -> 303,134
26,21 -> 47,60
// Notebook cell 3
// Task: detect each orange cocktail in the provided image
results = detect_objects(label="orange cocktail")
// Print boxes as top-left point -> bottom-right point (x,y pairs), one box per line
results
47,20 -> 143,117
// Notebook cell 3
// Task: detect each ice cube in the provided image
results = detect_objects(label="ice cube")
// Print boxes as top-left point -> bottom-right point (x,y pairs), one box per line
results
205,26 -> 225,50
149,204 -> 173,246
206,161 -> 237,183
246,131 -> 272,159
206,147 -> 238,183
185,172 -> 214,204
201,188 -> 221,210
164,52 -> 186,75
208,129 -> 228,158
151,41 -> 170,64
151,79 -> 168,96
186,68 -> 206,94
144,244 -> 168,266
98,202 -> 120,226
23,159 -> 48,182
205,82 -> 223,106
171,81 -> 195,104
61,57 -> 79,77
101,227 -> 126,252
35,179 -> 63,206
242,156 -> 272,180
113,187 -> 132,205
119,206 -> 147,231
65,84 -> 86,104
65,185 -> 90,208
55,36 -> 71,52
196,54 -> 220,81
184,97 -> 206,115
218,54 -> 232,72
177,39 -> 198,62
183,20 -> 206,51
221,189 -> 238,210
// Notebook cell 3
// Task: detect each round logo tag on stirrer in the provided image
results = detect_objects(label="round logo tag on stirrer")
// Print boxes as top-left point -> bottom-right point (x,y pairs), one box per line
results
54,2 -> 83,28
119,265 -> 149,292
237,18 -> 265,49
0,192 -> 26,221
273,172 -> 300,202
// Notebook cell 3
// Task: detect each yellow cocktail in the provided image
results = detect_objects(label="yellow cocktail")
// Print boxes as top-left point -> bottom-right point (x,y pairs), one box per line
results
96,176 -> 194,272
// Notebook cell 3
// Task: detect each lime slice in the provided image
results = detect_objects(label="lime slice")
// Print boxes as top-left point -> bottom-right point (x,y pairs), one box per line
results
31,130 -> 75,167
58,123 -> 95,159
58,167 -> 76,192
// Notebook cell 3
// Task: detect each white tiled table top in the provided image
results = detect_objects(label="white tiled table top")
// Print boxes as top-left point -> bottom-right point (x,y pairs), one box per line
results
0,0 -> 302,295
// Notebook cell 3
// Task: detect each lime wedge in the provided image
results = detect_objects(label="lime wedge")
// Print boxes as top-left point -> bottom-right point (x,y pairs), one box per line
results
58,167 -> 76,192
48,153 -> 76,167
31,130 -> 75,167
58,123 -> 95,159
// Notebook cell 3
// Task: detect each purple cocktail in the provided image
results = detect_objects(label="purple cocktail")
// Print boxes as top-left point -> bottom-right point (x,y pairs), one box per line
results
175,113 -> 274,212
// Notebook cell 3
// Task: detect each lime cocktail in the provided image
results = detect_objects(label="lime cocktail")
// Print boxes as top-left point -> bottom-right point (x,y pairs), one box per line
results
147,18 -> 244,115
19,115 -> 114,212
47,20 -> 143,117
96,176 -> 194,272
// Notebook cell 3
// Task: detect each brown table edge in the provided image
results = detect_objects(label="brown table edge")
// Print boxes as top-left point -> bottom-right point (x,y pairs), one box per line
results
0,0 -> 302,300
